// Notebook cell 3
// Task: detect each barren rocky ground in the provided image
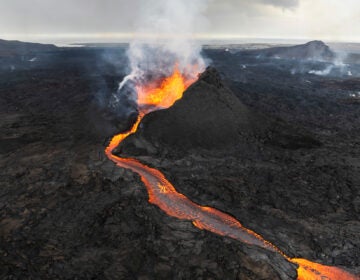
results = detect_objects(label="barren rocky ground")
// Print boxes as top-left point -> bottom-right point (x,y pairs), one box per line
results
1,45 -> 359,279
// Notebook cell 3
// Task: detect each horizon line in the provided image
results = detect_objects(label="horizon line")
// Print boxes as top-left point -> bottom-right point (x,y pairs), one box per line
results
1,33 -> 360,44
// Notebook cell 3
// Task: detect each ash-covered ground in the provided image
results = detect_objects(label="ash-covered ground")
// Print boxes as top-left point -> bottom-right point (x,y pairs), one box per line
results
1,40 -> 359,279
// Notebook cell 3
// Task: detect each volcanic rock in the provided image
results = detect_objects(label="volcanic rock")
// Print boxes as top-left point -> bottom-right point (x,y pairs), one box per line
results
120,67 -> 321,156
253,40 -> 335,61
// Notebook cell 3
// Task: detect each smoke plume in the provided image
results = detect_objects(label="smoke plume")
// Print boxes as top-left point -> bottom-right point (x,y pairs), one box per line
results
116,0 -> 209,108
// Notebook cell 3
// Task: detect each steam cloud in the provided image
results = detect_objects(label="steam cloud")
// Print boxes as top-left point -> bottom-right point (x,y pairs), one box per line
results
117,0 -> 209,101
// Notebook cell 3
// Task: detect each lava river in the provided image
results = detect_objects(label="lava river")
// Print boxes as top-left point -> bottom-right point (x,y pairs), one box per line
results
105,66 -> 358,280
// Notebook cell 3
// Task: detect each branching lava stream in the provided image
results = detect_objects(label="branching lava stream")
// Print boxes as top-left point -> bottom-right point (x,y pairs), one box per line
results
105,66 -> 358,280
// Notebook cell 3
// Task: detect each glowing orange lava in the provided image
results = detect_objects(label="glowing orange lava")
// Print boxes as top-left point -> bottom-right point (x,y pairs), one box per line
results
136,64 -> 196,110
105,66 -> 359,280
293,258 -> 358,280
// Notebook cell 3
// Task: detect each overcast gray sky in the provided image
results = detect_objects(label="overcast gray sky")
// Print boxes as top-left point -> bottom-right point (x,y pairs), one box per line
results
0,0 -> 359,43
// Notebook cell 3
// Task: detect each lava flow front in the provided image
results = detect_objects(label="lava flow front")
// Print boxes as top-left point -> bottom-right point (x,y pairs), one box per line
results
105,65 -> 358,280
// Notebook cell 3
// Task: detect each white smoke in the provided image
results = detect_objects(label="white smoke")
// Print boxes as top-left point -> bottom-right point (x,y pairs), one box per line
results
308,52 -> 354,77
119,0 -> 209,91
308,65 -> 334,76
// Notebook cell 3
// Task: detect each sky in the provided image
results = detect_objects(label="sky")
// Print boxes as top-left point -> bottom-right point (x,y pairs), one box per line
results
0,0 -> 359,43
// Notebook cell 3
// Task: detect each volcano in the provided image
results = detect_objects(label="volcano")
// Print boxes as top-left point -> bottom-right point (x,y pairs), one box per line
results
119,67 -> 321,156
2,40 -> 359,280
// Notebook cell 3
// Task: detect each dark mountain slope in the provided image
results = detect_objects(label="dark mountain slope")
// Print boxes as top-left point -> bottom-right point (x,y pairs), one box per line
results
120,67 -> 320,156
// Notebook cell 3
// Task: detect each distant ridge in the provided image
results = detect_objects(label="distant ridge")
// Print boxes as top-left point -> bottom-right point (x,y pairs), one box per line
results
0,39 -> 57,56
251,40 -> 335,61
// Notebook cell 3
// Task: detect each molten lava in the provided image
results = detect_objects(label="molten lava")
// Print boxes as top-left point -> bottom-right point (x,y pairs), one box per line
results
136,65 -> 196,111
105,66 -> 359,280
293,258 -> 358,280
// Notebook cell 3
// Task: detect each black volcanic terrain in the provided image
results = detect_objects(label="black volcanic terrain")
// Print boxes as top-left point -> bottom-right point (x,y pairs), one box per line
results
1,40 -> 359,279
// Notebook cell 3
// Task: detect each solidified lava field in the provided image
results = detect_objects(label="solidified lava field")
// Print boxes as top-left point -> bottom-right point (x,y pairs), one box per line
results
1,43 -> 359,279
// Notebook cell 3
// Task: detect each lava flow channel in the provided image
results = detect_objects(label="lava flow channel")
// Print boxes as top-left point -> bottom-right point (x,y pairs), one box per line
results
105,66 -> 359,280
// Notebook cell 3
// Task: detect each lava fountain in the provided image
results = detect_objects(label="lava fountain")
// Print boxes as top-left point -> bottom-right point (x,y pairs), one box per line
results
136,64 -> 197,111
105,65 -> 358,280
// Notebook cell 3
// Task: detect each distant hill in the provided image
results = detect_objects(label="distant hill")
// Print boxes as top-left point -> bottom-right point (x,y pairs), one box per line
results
251,40 -> 335,61
0,39 -> 57,57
